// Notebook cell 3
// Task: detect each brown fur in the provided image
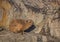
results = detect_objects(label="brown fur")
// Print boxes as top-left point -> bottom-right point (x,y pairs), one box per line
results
0,0 -> 11,28
9,19 -> 33,34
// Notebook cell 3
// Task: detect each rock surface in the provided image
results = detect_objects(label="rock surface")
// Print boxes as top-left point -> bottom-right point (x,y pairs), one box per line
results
0,0 -> 60,42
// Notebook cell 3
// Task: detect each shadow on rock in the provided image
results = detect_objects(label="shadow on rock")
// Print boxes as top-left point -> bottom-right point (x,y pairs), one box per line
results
24,25 -> 36,32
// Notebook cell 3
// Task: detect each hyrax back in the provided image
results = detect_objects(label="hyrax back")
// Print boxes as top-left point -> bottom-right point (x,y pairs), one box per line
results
9,19 -> 33,33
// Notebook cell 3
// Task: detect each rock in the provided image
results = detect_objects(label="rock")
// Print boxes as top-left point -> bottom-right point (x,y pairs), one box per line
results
0,0 -> 60,42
